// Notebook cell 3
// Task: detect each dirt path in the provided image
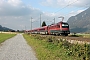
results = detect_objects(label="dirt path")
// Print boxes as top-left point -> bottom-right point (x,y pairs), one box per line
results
0,34 -> 37,60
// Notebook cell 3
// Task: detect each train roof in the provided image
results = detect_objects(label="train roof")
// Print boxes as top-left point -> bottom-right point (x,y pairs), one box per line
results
48,21 -> 68,26
32,26 -> 47,30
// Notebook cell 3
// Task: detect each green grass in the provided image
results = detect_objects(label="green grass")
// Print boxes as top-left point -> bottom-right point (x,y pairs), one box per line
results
0,33 -> 16,44
23,34 -> 90,60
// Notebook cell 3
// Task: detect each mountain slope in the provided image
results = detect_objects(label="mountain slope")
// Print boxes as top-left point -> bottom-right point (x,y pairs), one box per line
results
0,25 -> 14,31
67,7 -> 90,33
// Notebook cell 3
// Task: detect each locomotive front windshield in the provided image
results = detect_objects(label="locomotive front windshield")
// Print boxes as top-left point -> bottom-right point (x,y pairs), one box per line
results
62,23 -> 69,28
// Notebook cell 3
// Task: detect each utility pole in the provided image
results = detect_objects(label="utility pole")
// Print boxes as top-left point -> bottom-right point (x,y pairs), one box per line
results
53,18 -> 55,24
31,17 -> 33,30
40,14 -> 41,27
25,26 -> 26,30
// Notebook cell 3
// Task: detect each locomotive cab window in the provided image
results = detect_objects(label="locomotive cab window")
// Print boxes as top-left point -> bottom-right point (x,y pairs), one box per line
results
62,23 -> 69,28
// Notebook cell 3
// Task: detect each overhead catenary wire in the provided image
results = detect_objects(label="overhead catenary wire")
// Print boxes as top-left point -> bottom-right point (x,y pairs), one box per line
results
55,0 -> 79,13
32,0 -> 79,22
53,0 -> 90,22
64,3 -> 90,17
31,0 -> 79,24
44,0 -> 80,23
30,0 -> 90,29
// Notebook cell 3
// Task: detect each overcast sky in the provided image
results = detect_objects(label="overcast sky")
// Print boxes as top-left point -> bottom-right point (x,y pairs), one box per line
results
0,0 -> 90,30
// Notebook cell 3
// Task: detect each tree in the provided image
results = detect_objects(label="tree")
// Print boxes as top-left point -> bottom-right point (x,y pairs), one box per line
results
42,21 -> 46,27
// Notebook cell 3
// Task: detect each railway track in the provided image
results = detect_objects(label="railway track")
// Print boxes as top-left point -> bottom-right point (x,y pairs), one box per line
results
37,34 -> 90,44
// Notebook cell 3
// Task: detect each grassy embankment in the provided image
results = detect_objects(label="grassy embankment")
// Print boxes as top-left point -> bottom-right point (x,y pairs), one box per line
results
23,34 -> 90,60
0,33 -> 16,44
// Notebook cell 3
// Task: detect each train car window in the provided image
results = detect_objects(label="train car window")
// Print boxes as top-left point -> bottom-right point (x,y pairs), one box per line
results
62,23 -> 69,28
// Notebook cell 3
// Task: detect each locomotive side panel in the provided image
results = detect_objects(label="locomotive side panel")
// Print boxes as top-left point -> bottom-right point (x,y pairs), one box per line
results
48,22 -> 70,36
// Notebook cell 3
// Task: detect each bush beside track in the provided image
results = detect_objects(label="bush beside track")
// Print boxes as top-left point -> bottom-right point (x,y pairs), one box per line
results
23,34 -> 90,60
0,33 -> 16,44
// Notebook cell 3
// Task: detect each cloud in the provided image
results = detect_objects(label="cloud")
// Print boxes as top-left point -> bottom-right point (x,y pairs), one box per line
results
77,10 -> 84,13
7,0 -> 22,6
0,0 -> 43,30
41,0 -> 90,23
68,9 -> 85,17
0,0 -> 89,30
0,0 -> 61,30
0,2 -> 37,16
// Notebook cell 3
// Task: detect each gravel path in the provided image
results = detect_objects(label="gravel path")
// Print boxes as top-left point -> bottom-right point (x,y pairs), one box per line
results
0,34 -> 38,60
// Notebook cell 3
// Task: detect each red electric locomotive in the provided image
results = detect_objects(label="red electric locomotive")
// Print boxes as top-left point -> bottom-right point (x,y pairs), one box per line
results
47,21 -> 70,36
26,21 -> 70,36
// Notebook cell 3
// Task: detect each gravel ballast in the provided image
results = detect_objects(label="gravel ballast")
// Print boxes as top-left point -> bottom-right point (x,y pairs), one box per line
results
0,34 -> 37,60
